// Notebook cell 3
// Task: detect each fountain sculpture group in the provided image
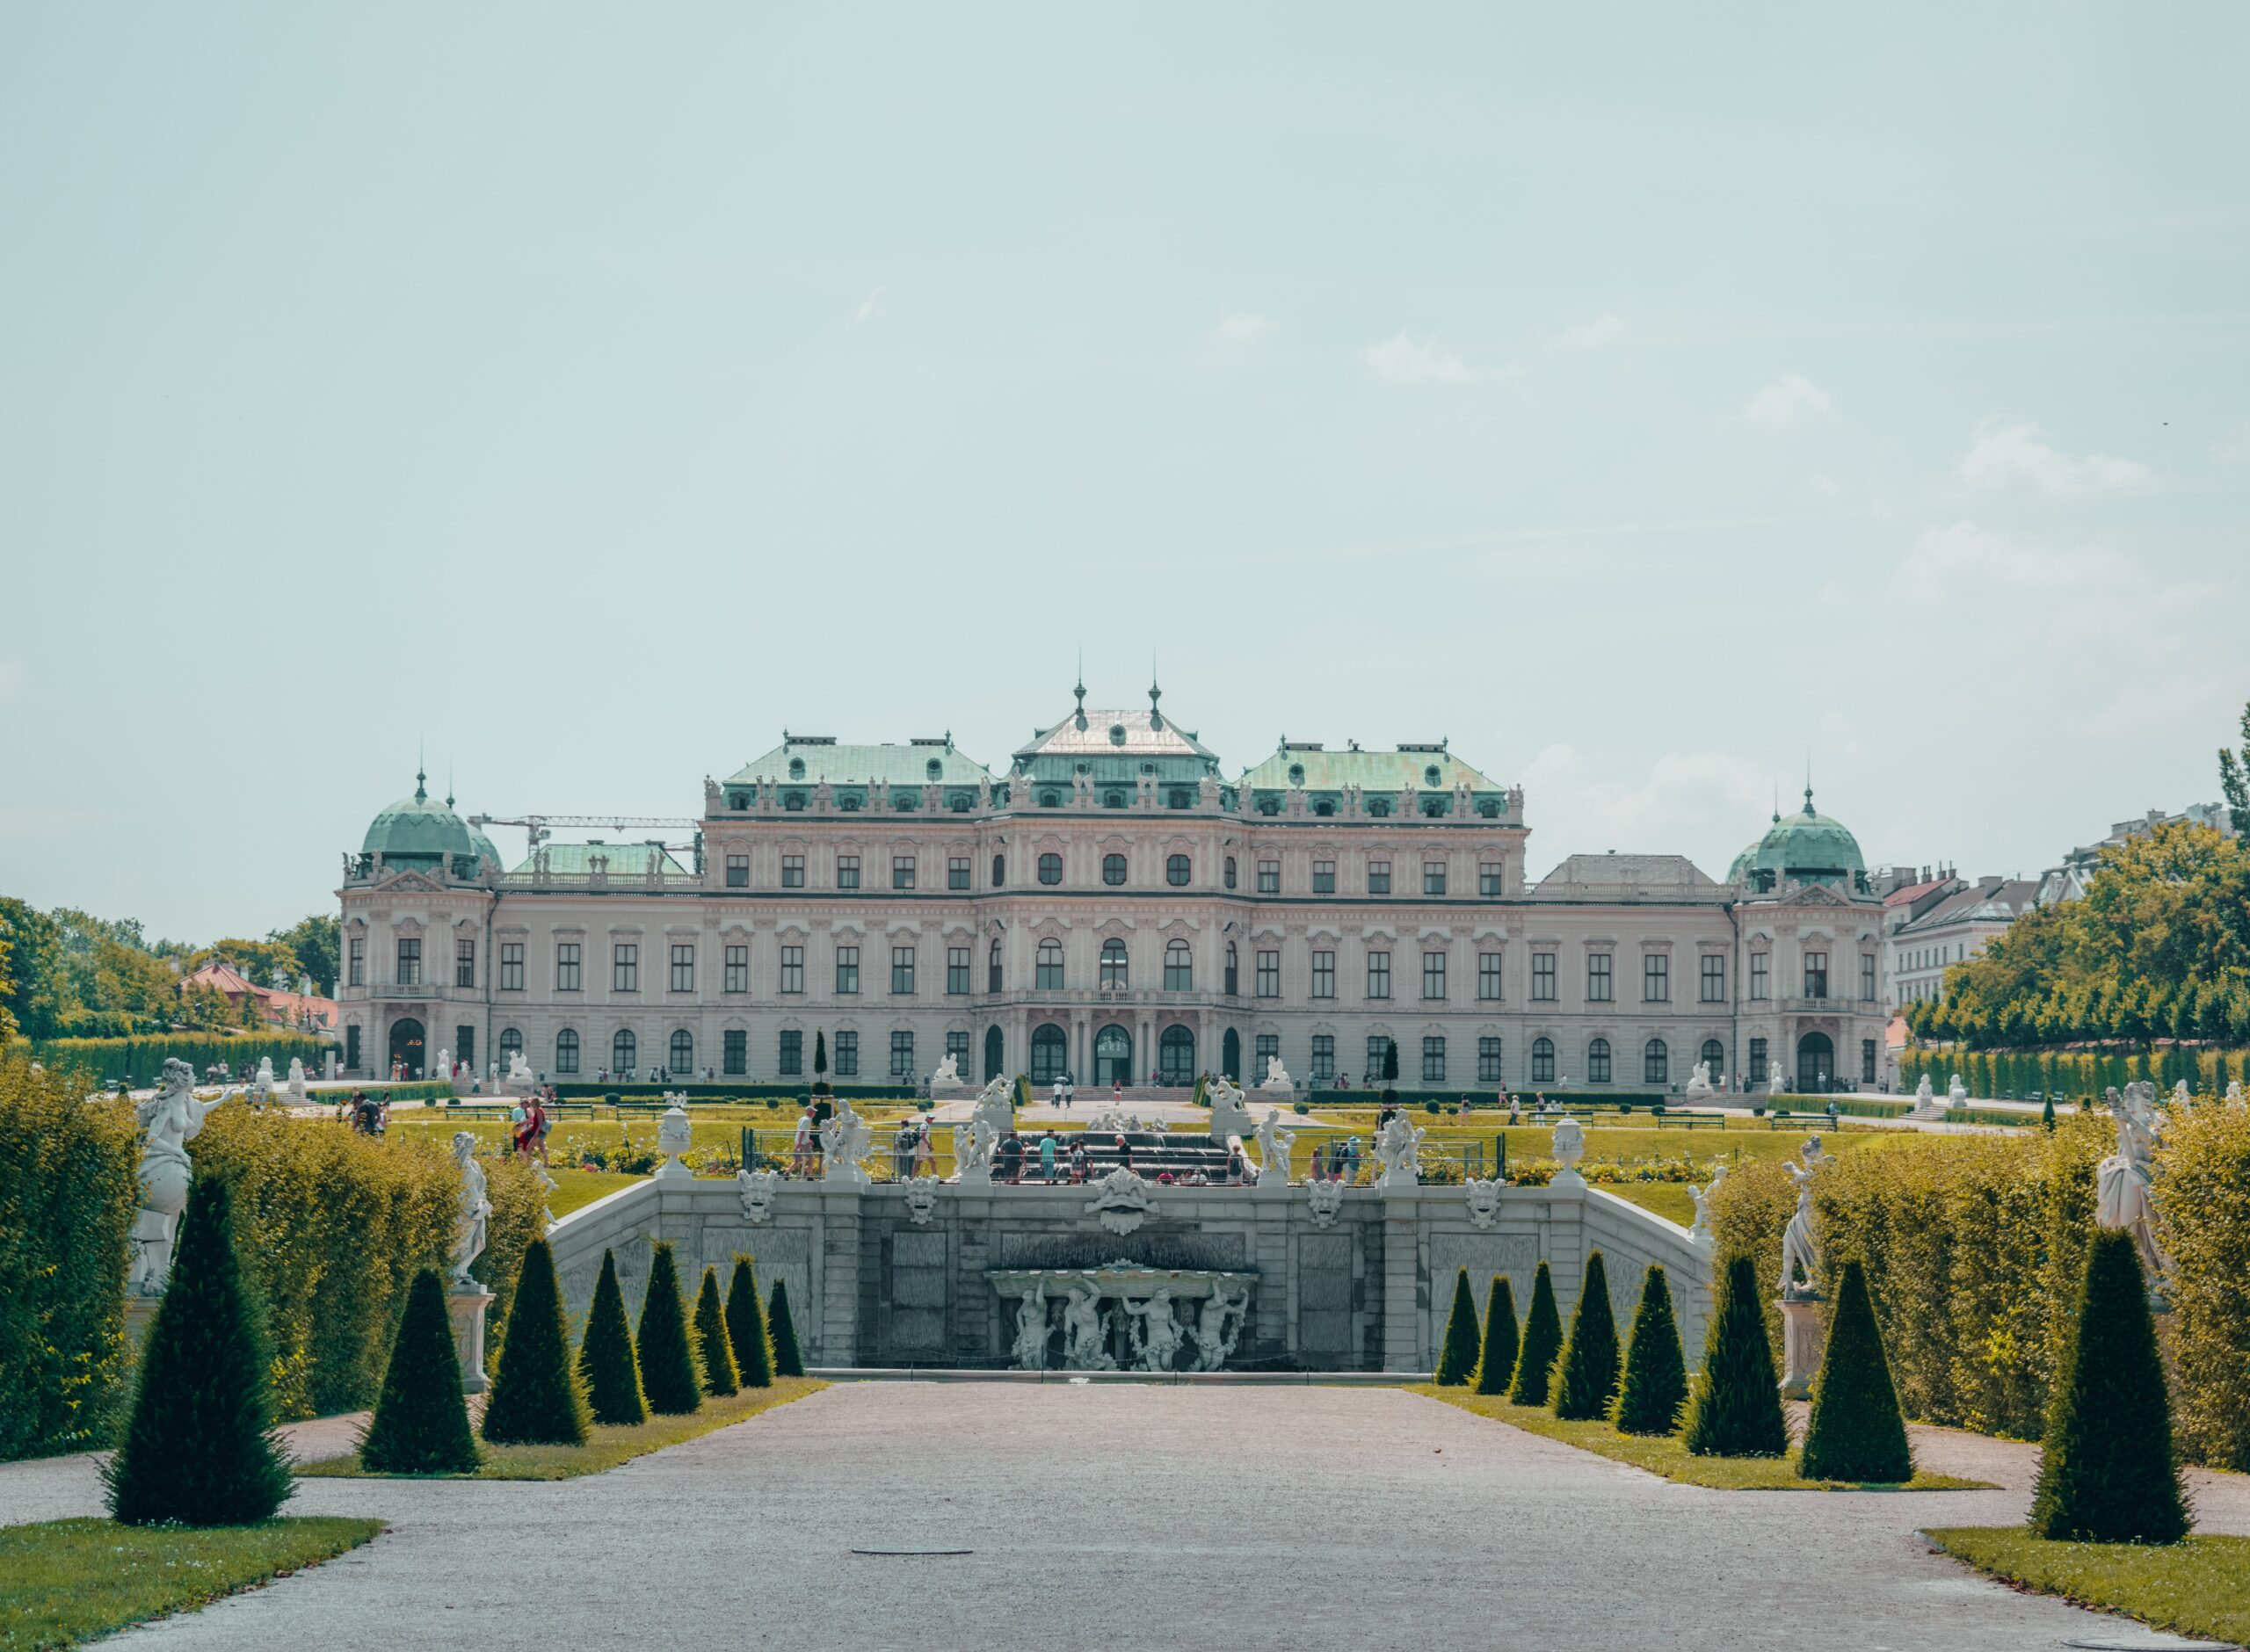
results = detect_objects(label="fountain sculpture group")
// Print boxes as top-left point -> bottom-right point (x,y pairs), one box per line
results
998,1267 -> 1252,1372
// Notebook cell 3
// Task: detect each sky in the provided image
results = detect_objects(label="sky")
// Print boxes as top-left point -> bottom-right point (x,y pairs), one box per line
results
3,4 -> 2246,943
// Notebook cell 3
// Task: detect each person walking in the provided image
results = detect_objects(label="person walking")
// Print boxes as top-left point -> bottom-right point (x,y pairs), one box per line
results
1051,1076 -> 1065,1111
1039,1131 -> 1057,1185
1063,1074 -> 1075,1112
791,1105 -> 816,1177
912,1121 -> 936,1180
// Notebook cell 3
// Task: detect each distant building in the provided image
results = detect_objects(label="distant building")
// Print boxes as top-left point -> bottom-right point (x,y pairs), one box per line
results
1888,877 -> 2041,1005
180,960 -> 338,1032
2035,802 -> 2235,906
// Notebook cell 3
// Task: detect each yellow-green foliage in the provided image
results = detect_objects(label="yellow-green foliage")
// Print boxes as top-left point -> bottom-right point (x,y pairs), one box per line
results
0,1054 -> 139,1460
2156,1104 -> 2250,1470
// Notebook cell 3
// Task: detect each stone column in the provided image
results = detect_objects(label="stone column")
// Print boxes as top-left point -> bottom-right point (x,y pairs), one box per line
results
447,1285 -> 495,1394
813,1185 -> 864,1367
1380,1185 -> 1426,1373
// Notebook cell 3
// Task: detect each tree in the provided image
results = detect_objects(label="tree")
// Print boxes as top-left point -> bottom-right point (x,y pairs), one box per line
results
1381,1040 -> 1399,1095
2041,1095 -> 2056,1132
766,1277 -> 806,1378
576,1250 -> 645,1426
812,1031 -> 829,1095
0,924 -> 16,1044
1614,1264 -> 1688,1437
1472,1275 -> 1519,1396
481,1239 -> 589,1446
1434,1268 -> 1481,1386
635,1242 -> 702,1415
1551,1251 -> 1622,1422
271,914 -> 342,996
2219,694 -> 2250,822
693,1266 -> 739,1397
1508,1261 -> 1564,1407
1798,1260 -> 1912,1482
2029,1229 -> 2189,1543
104,1176 -> 294,1525
359,1267 -> 479,1474
1683,1254 -> 1789,1458
726,1256 -> 773,1388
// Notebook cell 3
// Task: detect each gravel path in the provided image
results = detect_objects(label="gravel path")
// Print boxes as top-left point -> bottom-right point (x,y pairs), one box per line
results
5,1384 -> 2235,1650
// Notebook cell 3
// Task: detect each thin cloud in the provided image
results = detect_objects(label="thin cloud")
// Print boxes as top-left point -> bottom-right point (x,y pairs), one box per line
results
853,287 -> 887,322
1958,419 -> 2151,496
1216,314 -> 1273,343
1742,373 -> 1833,430
1557,314 -> 1625,348
2214,420 -> 2250,465
1361,332 -> 1478,384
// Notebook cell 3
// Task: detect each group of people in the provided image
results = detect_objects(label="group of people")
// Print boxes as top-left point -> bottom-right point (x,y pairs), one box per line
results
337,1089 -> 392,1134
509,1094 -> 552,1163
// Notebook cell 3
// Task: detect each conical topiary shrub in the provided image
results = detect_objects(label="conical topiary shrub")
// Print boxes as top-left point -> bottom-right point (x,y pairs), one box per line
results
2029,1229 -> 2189,1543
1551,1251 -> 1622,1421
1798,1259 -> 1912,1482
359,1267 -> 479,1474
767,1277 -> 806,1378
577,1250 -> 646,1426
693,1266 -> 739,1398
1614,1264 -> 1688,1437
1684,1253 -> 1788,1458
1473,1276 -> 1520,1396
727,1256 -> 773,1388
1434,1268 -> 1482,1386
635,1242 -> 702,1416
1509,1261 -> 1564,1407
482,1239 -> 589,1446
105,1175 -> 294,1525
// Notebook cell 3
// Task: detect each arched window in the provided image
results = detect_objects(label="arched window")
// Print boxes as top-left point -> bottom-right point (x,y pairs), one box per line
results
1102,853 -> 1127,886
670,1029 -> 693,1075
1587,1037 -> 1611,1085
1158,1024 -> 1196,1085
1164,939 -> 1192,991
1094,1025 -> 1132,1086
1644,1039 -> 1669,1085
991,853 -> 1005,887
1166,853 -> 1190,887
1700,1038 -> 1726,1080
1031,1024 -> 1069,1083
613,1028 -> 637,1075
1224,942 -> 1239,996
1100,938 -> 1129,989
1796,1031 -> 1835,1090
988,939 -> 1003,993
1038,852 -> 1063,886
1036,939 -> 1063,989
555,1028 -> 579,1075
1314,800 -> 1333,815
500,1027 -> 524,1067
1224,856 -> 1238,889
1532,1037 -> 1555,1083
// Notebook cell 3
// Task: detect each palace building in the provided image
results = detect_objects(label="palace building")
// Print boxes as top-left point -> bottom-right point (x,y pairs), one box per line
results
334,685 -> 1891,1095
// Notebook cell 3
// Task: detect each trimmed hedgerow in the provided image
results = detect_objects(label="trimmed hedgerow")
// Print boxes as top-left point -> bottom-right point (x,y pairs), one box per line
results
693,1267 -> 739,1398
2155,1104 -> 2250,1472
1472,1276 -> 1519,1396
577,1250 -> 645,1426
766,1278 -> 806,1378
635,1242 -> 701,1416
1798,1260 -> 1912,1482
1551,1251 -> 1622,1422
30,1033 -> 332,1088
1615,1264 -> 1688,1437
1508,1261 -> 1563,1408
1435,1269 -> 1481,1386
481,1240 -> 588,1446
726,1257 -> 773,1389
1683,1253 -> 1787,1458
359,1267 -> 478,1474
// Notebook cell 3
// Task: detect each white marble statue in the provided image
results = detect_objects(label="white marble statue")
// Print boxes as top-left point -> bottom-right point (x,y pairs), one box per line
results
1373,1113 -> 1424,1188
1767,1059 -> 1785,1093
128,1060 -> 228,1295
819,1098 -> 873,1185
1252,1110 -> 1295,1185
1779,1156 -> 1821,1298
1061,1284 -> 1114,1371
1949,1073 -> 1969,1107
737,1167 -> 781,1223
955,1114 -> 999,1183
1464,1177 -> 1501,1230
929,1053 -> 961,1088
1689,1163 -> 1726,1246
286,1056 -> 308,1104
1306,1177 -> 1343,1226
451,1132 -> 490,1287
506,1051 -> 534,1092
655,1095 -> 693,1180
2171,1079 -> 2192,1106
1011,1285 -> 1050,1369
1915,1075 -> 1934,1105
249,1055 -> 276,1108
2095,1082 -> 2167,1279
1188,1284 -> 1247,1372
433,1049 -> 451,1084
1205,1074 -> 1254,1142
1123,1289 -> 1184,1372
2229,1079 -> 2246,1109
1683,1061 -> 1715,1100
901,1177 -> 939,1225
1259,1055 -> 1294,1090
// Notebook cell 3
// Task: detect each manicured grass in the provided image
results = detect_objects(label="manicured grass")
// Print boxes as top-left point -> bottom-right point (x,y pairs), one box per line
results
296,1377 -> 825,1482
0,1516 -> 382,1649
545,1169 -> 643,1217
1416,1388 -> 1990,1491
1926,1526 -> 2250,1647
1601,1184 -> 1695,1225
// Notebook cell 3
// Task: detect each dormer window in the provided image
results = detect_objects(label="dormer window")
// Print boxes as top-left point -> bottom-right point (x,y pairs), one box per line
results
1109,724 -> 1127,745
1424,764 -> 1441,787
784,792 -> 806,812
788,757 -> 805,779
1288,763 -> 1305,785
926,757 -> 943,780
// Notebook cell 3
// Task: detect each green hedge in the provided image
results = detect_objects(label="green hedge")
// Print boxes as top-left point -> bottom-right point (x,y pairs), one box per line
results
32,1033 -> 334,1087
0,1054 -> 139,1460
1898,1044 -> 2250,1102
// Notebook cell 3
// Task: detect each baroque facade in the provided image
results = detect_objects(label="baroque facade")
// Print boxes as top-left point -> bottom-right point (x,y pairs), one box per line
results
334,687 -> 1891,1094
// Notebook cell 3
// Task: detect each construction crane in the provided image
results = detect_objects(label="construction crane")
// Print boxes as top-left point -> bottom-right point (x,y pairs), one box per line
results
468,813 -> 701,854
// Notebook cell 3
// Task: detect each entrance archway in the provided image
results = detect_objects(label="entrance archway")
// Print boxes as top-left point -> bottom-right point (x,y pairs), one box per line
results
1094,1025 -> 1133,1087
983,1025 -> 1005,1082
388,1017 -> 426,1081
1030,1024 -> 1069,1084
1796,1031 -> 1834,1091
1158,1024 -> 1196,1086
1221,1027 -> 1241,1082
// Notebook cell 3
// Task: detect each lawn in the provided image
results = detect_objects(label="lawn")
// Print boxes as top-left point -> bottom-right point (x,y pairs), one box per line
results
1417,1388 -> 1990,1491
296,1378 -> 825,1481
545,1169 -> 643,1217
0,1516 -> 382,1649
1600,1183 -> 1695,1225
1926,1527 -> 2250,1647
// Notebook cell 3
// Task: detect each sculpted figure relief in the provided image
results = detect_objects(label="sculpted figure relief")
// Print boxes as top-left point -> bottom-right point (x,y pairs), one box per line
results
1062,1285 -> 1114,1371
1189,1283 -> 1248,1372
1124,1289 -> 1183,1372
1011,1284 -> 1050,1370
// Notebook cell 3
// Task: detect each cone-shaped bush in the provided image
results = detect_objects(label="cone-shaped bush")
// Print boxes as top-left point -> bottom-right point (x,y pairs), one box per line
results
482,1239 -> 589,1446
1509,1261 -> 1564,1407
1684,1253 -> 1788,1458
727,1256 -> 773,1388
359,1268 -> 479,1473
693,1267 -> 739,1398
1798,1260 -> 1912,1482
2029,1229 -> 2189,1543
1473,1276 -> 1520,1396
1552,1251 -> 1622,1421
577,1250 -> 645,1426
105,1175 -> 294,1525
1614,1264 -> 1689,1437
767,1277 -> 806,1378
1434,1268 -> 1482,1385
635,1242 -> 702,1416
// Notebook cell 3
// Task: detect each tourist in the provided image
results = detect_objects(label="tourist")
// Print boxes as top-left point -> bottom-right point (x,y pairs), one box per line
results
1111,1076 -> 1122,1105
1039,1132 -> 1057,1184
1051,1076 -> 1065,1110
791,1106 -> 816,1177
1063,1074 -> 1075,1110
1341,1136 -> 1361,1185
913,1123 -> 937,1180
533,1098 -> 554,1164
509,1096 -> 529,1157
1507,1097 -> 1522,1126
892,1121 -> 915,1181
1069,1140 -> 1089,1183
1225,1144 -> 1245,1184
376,1090 -> 392,1134
1457,1094 -> 1471,1119
999,1130 -> 1024,1183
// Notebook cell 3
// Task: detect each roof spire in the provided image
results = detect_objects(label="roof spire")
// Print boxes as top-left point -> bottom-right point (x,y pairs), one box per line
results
1149,656 -> 1163,731
446,764 -> 455,809
416,738 -> 427,804
1071,663 -> 1087,730
1804,751 -> 1815,815
1771,783 -> 1779,825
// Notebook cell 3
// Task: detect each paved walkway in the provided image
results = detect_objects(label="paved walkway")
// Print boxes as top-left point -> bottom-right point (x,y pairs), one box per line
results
6,1386 -> 2239,1649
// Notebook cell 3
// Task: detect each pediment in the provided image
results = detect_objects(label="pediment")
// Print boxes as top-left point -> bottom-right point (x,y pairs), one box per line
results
377,870 -> 443,895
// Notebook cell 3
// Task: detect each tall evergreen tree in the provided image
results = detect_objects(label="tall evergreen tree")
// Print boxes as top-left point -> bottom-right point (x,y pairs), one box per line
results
693,1266 -> 739,1398
2029,1229 -> 2189,1542
1508,1261 -> 1564,1407
1683,1253 -> 1789,1458
577,1250 -> 645,1426
2041,1096 -> 2057,1132
105,1176 -> 294,1525
1615,1264 -> 1689,1436
359,1267 -> 479,1474
1799,1260 -> 1912,1482
726,1256 -> 773,1388
635,1242 -> 702,1416
1551,1251 -> 1622,1421
767,1277 -> 806,1378
1434,1268 -> 1482,1385
482,1239 -> 589,1446
1472,1275 -> 1520,1396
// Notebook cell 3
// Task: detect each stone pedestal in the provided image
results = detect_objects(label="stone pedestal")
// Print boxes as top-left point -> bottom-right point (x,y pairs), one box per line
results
447,1285 -> 495,1394
1777,1293 -> 1825,1400
123,1295 -> 161,1354
1252,1165 -> 1293,1199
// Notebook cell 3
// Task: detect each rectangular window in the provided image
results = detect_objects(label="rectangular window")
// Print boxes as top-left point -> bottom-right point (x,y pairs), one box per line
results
1423,861 -> 1447,896
1256,949 -> 1281,999
1748,1035 -> 1767,1082
724,945 -> 749,994
946,1029 -> 969,1074
1367,951 -> 1391,1000
837,854 -> 860,890
1257,859 -> 1280,895
456,938 -> 475,989
1532,1040 -> 1555,1083
1862,954 -> 1876,1002
947,946 -> 970,995
499,942 -> 524,991
1751,953 -> 1769,1000
948,857 -> 970,891
1312,860 -> 1336,894
1701,955 -> 1725,1003
723,1030 -> 746,1076
395,938 -> 421,986
1256,1033 -> 1279,1075
1477,1036 -> 1502,1084
1368,860 -> 1391,895
892,946 -> 916,995
1644,953 -> 1668,1003
835,1031 -> 859,1077
781,854 -> 805,888
780,946 -> 804,995
345,1023 -> 361,1069
555,942 -> 581,992
347,936 -> 365,987
725,852 -> 749,888
670,944 -> 694,993
1035,946 -> 1062,990
1478,863 -> 1503,898
891,1032 -> 915,1077
612,943 -> 638,992
1310,951 -> 1335,1000
779,1029 -> 802,1076
1422,951 -> 1447,1001
1368,1035 -> 1395,1085
1532,952 -> 1556,1001
1586,953 -> 1612,1003
892,856 -> 915,890
1421,1036 -> 1446,1083
1862,1039 -> 1878,1084
1310,1035 -> 1335,1082
835,946 -> 860,995
1477,952 -> 1502,1002
1804,952 -> 1829,1000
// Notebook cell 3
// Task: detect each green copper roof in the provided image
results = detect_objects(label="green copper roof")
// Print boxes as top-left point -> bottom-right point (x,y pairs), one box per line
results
510,841 -> 690,877
1012,685 -> 1223,785
1238,742 -> 1498,793
729,735 -> 994,788
1732,789 -> 1866,886
362,773 -> 478,864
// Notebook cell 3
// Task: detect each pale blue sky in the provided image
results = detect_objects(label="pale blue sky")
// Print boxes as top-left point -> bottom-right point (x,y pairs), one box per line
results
4,4 -> 2246,941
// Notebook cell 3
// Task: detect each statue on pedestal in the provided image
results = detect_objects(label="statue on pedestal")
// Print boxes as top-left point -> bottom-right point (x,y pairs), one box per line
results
1767,1059 -> 1785,1094
286,1057 -> 308,1104
1188,1283 -> 1248,1371
1373,1113 -> 1423,1188
819,1098 -> 872,1185
1779,1155 -> 1821,1299
1683,1061 -> 1715,1101
2095,1083 -> 2167,1283
1948,1073 -> 1969,1107
1252,1110 -> 1295,1185
1259,1055 -> 1294,1090
450,1132 -> 490,1288
1550,1115 -> 1586,1186
129,1061 -> 228,1295
1689,1163 -> 1725,1245
929,1053 -> 961,1089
